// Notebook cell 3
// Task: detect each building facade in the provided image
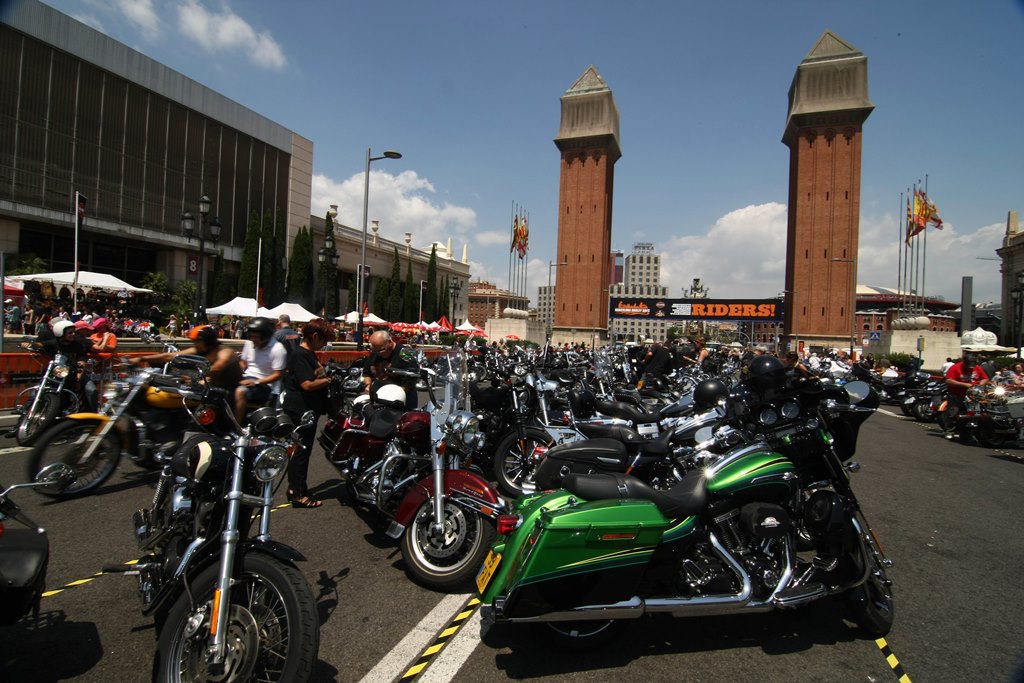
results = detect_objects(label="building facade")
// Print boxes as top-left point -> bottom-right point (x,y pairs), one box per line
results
307,214 -> 470,325
608,243 -> 671,342
551,66 -> 620,345
467,280 -> 529,329
782,30 -> 873,351
997,210 -> 1024,346
0,1 -> 311,298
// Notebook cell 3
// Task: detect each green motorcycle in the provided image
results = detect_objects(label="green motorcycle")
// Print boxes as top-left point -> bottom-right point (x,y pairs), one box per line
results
478,373 -> 894,647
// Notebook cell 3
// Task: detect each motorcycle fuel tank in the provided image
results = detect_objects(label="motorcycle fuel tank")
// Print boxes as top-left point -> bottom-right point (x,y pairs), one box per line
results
396,411 -> 431,450
704,446 -> 796,501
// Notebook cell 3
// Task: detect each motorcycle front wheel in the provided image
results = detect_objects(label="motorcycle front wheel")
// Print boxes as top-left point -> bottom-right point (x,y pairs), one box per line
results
26,419 -> 121,497
156,553 -> 319,683
975,424 -> 1008,449
401,499 -> 494,591
492,427 -> 553,499
912,401 -> 935,423
15,391 -> 61,446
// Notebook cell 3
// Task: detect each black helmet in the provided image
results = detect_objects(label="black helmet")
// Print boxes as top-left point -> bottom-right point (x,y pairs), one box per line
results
693,378 -> 729,410
747,355 -> 788,393
569,386 -> 596,418
247,317 -> 275,337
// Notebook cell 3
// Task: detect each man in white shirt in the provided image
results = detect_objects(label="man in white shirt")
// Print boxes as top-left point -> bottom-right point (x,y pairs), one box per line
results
234,317 -> 287,421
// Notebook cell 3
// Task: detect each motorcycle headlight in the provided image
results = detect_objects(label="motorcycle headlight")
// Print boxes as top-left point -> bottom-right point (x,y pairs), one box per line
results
103,382 -> 127,401
54,363 -> 70,379
444,410 -> 482,449
253,446 -> 289,482
994,386 -> 1006,397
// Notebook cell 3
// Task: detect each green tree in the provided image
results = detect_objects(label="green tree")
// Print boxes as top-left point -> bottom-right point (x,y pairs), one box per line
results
387,247 -> 402,322
273,210 -> 287,304
318,211 -> 339,316
140,271 -> 172,298
171,280 -> 197,322
347,273 -> 357,314
402,260 -> 416,322
237,210 -> 261,302
372,275 -> 389,318
211,250 -> 236,305
286,226 -> 313,309
439,276 -> 450,321
9,254 -> 48,275
425,245 -> 438,320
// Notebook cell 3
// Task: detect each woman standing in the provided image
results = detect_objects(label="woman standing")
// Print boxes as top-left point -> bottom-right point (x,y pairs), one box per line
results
281,318 -> 336,508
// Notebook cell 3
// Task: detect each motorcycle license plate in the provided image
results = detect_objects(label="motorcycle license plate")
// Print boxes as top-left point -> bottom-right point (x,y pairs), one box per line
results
637,423 -> 659,437
475,550 -> 502,594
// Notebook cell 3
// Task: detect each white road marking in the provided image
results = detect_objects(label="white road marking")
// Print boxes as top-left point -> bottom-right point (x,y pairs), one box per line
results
357,592 -> 471,683
419,608 -> 483,683
0,446 -> 29,456
876,408 -> 903,418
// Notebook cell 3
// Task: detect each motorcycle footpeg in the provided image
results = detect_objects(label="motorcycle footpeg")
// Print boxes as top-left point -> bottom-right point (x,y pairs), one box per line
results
773,582 -> 826,607
102,563 -> 137,574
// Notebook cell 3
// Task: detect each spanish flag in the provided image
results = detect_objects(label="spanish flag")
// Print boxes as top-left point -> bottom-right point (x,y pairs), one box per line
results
510,215 -> 519,253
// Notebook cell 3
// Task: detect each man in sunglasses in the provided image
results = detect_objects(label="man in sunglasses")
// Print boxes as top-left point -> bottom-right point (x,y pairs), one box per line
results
363,330 -> 419,410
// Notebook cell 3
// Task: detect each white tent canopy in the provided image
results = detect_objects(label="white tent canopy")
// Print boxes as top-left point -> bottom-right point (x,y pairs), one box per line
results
455,319 -> 482,332
336,311 -> 389,325
258,302 -> 320,323
13,271 -> 152,293
363,312 -> 388,325
206,296 -> 259,317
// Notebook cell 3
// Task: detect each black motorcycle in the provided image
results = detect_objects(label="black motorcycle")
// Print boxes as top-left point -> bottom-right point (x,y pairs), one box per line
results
0,464 -> 75,625
105,390 -> 321,681
12,352 -> 80,446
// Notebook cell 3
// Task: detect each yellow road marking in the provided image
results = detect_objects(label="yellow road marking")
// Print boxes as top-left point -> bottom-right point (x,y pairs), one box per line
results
402,662 -> 428,678
422,642 -> 445,657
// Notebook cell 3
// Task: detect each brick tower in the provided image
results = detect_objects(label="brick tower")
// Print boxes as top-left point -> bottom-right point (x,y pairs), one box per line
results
552,66 -> 621,347
782,31 -> 873,352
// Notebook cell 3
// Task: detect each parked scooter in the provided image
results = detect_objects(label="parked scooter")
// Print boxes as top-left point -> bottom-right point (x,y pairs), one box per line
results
0,464 -> 75,625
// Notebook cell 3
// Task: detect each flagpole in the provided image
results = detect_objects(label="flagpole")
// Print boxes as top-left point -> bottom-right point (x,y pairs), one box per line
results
897,191 -> 903,317
507,201 -> 515,292
902,187 -> 911,316
72,191 -> 81,312
921,175 -> 929,316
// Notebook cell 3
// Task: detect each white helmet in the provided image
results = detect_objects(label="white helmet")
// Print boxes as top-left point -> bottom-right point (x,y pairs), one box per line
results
52,320 -> 75,337
351,394 -> 371,414
375,384 -> 407,409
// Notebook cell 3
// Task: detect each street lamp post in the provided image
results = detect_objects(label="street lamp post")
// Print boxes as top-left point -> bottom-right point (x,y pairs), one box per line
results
320,205 -> 340,316
357,148 -> 402,350
181,193 -> 221,321
418,279 -> 428,324
546,259 -> 566,340
1011,272 -> 1024,355
831,256 -> 857,358
450,279 -> 462,326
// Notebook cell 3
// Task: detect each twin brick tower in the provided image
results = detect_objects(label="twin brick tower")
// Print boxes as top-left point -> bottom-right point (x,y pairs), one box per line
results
551,30 -> 871,349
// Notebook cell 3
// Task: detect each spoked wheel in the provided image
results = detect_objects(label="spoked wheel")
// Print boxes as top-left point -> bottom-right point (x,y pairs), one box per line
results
156,553 -> 319,683
492,428 -> 553,499
401,498 -> 494,591
975,424 -> 1008,449
913,400 -> 935,423
26,419 -> 121,498
15,392 -> 61,446
538,619 -> 625,650
845,517 -> 894,637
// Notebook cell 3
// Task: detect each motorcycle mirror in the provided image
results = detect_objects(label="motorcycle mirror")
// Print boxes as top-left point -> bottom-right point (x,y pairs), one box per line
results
299,411 -> 316,427
844,381 -> 872,404
35,462 -> 76,492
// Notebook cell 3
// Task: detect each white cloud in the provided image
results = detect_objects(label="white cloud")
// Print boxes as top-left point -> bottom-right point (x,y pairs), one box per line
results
71,12 -> 106,32
312,169 -> 478,253
475,230 -> 510,247
118,0 -> 158,38
660,202 -> 790,299
176,0 -> 286,70
657,201 -> 1003,304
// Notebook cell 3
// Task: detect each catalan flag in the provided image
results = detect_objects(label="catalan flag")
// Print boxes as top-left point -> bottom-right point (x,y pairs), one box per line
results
510,215 -> 520,253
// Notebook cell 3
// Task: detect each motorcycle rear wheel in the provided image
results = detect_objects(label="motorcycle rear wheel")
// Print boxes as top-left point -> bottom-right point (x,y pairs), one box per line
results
26,419 -> 121,498
975,424 -> 1008,449
156,553 -> 319,683
912,401 -> 934,423
401,499 -> 494,591
15,392 -> 61,447
492,427 -> 553,499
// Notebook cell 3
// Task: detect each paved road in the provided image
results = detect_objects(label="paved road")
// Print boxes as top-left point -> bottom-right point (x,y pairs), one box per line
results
0,409 -> 1022,682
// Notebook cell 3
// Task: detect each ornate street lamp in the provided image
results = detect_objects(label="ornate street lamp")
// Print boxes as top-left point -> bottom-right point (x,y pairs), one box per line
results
182,193 -> 221,320
357,148 -> 402,350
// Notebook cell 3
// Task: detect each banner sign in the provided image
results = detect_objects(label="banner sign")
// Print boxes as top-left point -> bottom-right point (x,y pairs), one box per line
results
609,298 -> 783,322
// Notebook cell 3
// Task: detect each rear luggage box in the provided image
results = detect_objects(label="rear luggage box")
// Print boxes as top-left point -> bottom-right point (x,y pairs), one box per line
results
501,499 -> 668,618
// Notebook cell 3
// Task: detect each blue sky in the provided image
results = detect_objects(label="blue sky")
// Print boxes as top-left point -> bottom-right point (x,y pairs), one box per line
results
35,0 -> 1024,303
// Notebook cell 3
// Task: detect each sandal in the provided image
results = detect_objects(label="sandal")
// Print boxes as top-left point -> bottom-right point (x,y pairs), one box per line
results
288,490 -> 322,508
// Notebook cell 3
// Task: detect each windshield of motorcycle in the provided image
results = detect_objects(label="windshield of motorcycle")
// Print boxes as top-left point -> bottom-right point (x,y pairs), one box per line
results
430,343 -> 469,439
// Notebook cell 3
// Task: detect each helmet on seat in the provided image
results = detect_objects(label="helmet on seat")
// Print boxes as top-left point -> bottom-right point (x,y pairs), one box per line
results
746,355 -> 788,393
569,386 -> 596,418
374,384 -> 407,410
693,378 -> 729,410
246,317 -> 275,338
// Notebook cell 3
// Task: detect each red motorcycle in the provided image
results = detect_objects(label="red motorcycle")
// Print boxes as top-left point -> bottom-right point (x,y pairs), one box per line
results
319,347 -> 506,591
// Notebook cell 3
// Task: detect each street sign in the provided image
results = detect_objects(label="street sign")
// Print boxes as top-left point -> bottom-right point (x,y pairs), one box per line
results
868,331 -> 882,342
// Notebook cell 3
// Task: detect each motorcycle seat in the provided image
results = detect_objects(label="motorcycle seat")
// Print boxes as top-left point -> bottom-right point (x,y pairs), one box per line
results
576,422 -> 644,445
595,399 -> 662,425
660,396 -> 694,418
0,527 -> 49,588
562,472 -> 707,519
366,407 -> 404,439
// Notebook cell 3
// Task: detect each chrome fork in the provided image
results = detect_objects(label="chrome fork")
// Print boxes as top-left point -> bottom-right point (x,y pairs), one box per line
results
208,431 -> 247,663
